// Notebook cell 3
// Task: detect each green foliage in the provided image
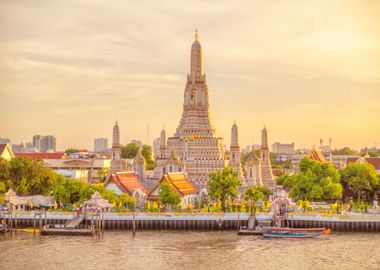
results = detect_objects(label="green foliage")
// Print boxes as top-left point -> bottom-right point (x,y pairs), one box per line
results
158,182 -> 181,209
332,147 -> 354,155
244,187 -> 263,215
118,193 -> 136,210
276,173 -> 296,189
341,162 -> 379,202
0,157 -> 62,196
65,148 -> 81,156
122,143 -> 139,159
141,144 -> 155,170
288,157 -> 342,201
208,167 -> 241,212
97,168 -> 109,183
122,143 -> 155,170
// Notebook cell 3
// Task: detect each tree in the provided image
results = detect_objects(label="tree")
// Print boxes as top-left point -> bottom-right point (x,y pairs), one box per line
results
158,182 -> 180,209
332,147 -> 354,155
244,187 -> 263,216
289,157 -> 342,201
65,148 -> 81,156
0,157 -> 61,196
97,168 -> 108,183
208,167 -> 241,212
341,163 -> 379,203
122,143 -> 139,159
118,193 -> 136,210
141,144 -> 155,170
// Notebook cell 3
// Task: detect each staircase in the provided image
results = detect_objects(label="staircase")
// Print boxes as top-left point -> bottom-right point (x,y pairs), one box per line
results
65,215 -> 85,228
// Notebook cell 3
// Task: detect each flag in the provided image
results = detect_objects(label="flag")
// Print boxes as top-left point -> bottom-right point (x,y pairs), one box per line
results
153,202 -> 158,209
29,200 -> 33,209
54,201 -> 58,209
218,200 -> 221,208
147,202 -> 151,210
179,201 -> 184,209
118,200 -> 123,208
186,201 -> 192,209
111,201 -> 116,208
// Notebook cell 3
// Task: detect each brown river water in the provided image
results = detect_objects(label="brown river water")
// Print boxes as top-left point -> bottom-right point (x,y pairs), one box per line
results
1,231 -> 379,270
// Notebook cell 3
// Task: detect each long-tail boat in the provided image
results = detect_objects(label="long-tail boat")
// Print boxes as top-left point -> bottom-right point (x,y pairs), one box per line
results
263,227 -> 330,238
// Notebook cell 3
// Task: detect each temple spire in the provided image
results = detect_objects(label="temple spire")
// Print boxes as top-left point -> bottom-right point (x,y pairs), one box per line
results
190,29 -> 202,80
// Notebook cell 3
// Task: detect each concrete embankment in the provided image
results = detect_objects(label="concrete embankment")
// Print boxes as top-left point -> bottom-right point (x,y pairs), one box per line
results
1,212 -> 380,232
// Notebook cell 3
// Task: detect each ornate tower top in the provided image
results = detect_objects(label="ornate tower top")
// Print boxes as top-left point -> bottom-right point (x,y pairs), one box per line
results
190,29 -> 202,81
231,121 -> 239,147
112,121 -> 120,147
160,127 -> 166,149
261,126 -> 268,147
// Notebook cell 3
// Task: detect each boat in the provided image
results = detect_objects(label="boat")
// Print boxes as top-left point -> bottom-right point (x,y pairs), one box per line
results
0,223 -> 8,233
263,227 -> 329,238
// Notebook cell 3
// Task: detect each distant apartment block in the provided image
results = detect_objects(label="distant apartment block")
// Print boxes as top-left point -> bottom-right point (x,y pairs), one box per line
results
11,143 -> 25,153
32,135 -> 56,152
271,142 -> 295,155
0,138 -> 10,145
94,138 -> 108,152
40,135 -> 56,153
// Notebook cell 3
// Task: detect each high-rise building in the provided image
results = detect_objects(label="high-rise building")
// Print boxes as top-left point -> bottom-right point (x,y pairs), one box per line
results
94,138 -> 108,152
32,135 -> 42,151
40,135 -> 56,153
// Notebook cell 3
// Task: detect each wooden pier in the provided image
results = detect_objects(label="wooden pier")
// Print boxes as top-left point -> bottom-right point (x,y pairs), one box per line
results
41,225 -> 96,236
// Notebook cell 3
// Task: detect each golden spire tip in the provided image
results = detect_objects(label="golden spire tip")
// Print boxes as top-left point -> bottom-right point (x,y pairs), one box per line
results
194,29 -> 198,41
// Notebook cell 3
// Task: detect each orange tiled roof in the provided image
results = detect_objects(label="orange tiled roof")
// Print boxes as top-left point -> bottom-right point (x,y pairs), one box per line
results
310,149 -> 327,162
109,171 -> 147,195
14,152 -> 67,159
164,173 -> 197,195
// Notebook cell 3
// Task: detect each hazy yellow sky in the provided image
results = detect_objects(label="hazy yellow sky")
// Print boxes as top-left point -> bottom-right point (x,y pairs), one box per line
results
0,0 -> 379,151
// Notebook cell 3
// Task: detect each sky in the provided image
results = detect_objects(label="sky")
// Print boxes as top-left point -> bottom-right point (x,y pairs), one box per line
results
0,0 -> 379,151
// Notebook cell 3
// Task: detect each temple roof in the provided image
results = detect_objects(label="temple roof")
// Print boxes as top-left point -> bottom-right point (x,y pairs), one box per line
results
246,151 -> 259,166
310,149 -> 327,162
164,150 -> 183,166
162,172 -> 197,195
147,172 -> 197,200
106,171 -> 147,195
347,157 -> 380,170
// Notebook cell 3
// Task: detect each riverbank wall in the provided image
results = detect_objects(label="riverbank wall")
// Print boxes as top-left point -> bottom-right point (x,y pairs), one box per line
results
1,212 -> 380,232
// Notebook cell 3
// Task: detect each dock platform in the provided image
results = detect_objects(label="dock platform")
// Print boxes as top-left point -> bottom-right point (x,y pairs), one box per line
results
41,226 -> 96,236
237,229 -> 264,236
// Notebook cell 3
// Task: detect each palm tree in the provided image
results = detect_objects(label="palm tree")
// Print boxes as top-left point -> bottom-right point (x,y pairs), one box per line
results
244,187 -> 263,216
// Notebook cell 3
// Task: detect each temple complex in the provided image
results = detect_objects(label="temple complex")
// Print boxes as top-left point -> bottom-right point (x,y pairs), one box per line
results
109,31 -> 277,193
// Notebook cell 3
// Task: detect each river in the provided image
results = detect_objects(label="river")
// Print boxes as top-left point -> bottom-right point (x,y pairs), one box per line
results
1,231 -> 379,270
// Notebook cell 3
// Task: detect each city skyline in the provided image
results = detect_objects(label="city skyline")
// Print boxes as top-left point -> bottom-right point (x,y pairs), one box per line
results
1,0 -> 379,150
